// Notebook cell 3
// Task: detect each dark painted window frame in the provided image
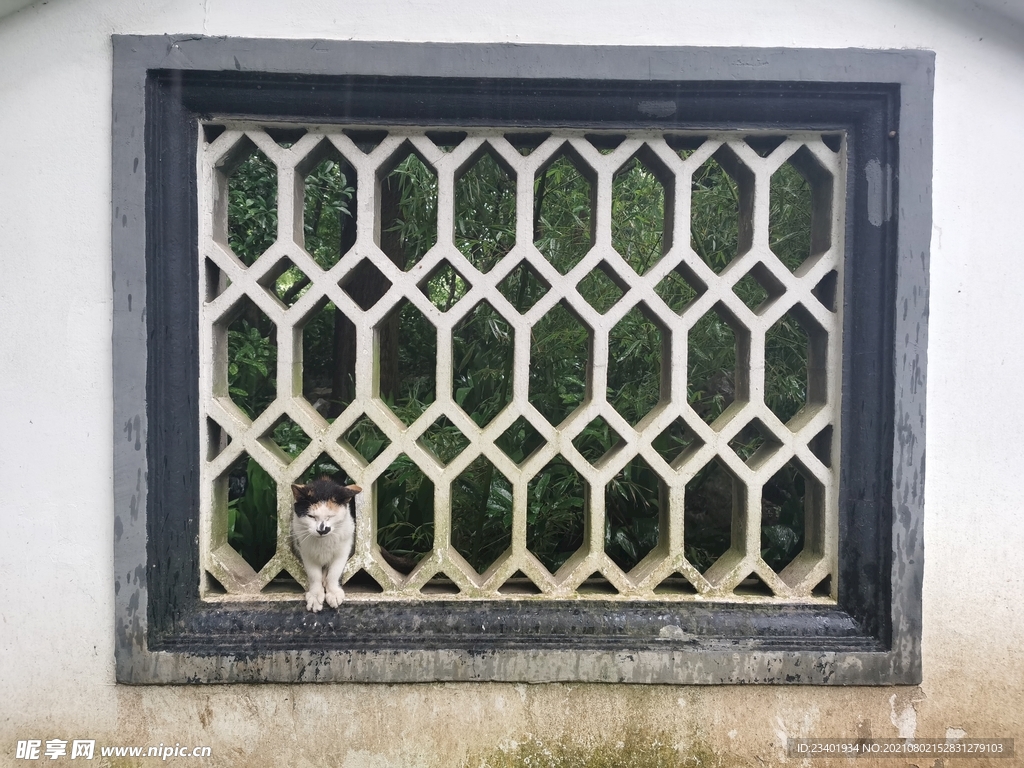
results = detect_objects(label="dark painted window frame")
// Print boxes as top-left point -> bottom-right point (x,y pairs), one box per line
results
112,36 -> 931,685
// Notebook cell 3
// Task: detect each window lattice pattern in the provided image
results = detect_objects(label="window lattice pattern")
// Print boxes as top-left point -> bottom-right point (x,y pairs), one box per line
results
199,126 -> 844,602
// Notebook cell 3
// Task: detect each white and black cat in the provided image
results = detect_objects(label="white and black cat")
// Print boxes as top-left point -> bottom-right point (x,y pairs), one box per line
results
290,478 -> 361,612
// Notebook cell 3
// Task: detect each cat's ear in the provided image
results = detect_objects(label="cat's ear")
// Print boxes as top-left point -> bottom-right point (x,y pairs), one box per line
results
345,484 -> 362,495
291,484 -> 308,501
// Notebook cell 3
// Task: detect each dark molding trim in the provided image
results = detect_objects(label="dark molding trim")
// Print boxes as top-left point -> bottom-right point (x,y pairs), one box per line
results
112,36 -> 931,685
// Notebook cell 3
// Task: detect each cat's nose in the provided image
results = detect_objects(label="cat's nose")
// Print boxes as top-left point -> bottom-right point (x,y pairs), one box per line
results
317,524 -> 331,535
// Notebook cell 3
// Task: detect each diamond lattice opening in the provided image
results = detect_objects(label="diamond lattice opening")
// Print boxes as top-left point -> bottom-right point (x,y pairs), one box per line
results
224,453 -> 278,573
504,132 -> 551,156
571,417 -> 623,466
810,424 -> 833,468
691,146 -> 753,273
527,457 -> 586,575
770,145 -> 834,272
529,301 -> 590,427
296,451 -> 346,484
495,416 -> 546,466
534,148 -> 595,274
688,304 -> 748,425
420,260 -> 471,312
728,418 -> 780,468
608,303 -> 667,426
205,257 -> 231,302
612,147 -> 674,275
497,259 -> 550,313
743,135 -> 786,157
261,258 -> 311,308
766,304 -> 827,426
341,258 -> 393,310
685,458 -> 741,574
418,416 -> 470,466
343,128 -> 388,154
425,130 -> 467,152
379,145 -> 438,272
761,459 -> 823,576
653,417 -> 703,469
605,455 -> 663,572
224,138 -> 277,266
376,454 -> 435,566
654,259 -> 707,315
732,261 -> 786,315
300,146 -> 356,270
576,263 -> 625,315
226,297 -> 277,420
378,299 -> 436,426
262,414 -> 311,462
451,456 -> 513,575
454,146 -> 517,272
452,301 -> 514,427
340,415 -> 391,464
813,270 -> 838,312
299,298 -> 355,418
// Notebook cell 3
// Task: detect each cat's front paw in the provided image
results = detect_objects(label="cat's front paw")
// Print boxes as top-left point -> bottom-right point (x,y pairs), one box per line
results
305,585 -> 325,612
325,586 -> 345,608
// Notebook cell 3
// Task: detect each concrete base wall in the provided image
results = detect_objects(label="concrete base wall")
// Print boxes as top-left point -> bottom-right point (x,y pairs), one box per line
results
1,0 -> 1022,764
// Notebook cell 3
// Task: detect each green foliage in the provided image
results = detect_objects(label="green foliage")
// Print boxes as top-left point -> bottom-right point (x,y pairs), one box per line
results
228,458 -> 278,571
223,136 -> 819,578
227,150 -> 278,265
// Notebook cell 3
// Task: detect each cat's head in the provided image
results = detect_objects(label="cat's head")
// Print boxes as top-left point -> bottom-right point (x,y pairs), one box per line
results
291,477 -> 362,537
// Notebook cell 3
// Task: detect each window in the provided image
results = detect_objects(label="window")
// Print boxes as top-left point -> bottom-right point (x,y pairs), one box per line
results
112,37 -> 931,684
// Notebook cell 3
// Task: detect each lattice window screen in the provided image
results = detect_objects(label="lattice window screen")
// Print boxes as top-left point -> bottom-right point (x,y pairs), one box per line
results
199,127 -> 844,602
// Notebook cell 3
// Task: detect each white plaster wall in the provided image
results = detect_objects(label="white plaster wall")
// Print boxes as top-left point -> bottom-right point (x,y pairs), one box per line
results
0,1 -> 1022,765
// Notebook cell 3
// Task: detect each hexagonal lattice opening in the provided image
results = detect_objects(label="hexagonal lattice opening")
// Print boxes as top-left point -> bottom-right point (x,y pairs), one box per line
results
765,304 -> 827,425
451,456 -> 513,575
527,457 -> 586,574
226,297 -> 277,420
684,458 -> 741,574
224,453 -> 278,573
654,259 -> 707,315
418,416 -> 470,466
761,459 -> 823,574
419,260 -> 471,312
300,146 -> 356,270
378,299 -> 436,426
262,414 -> 311,462
454,146 -> 517,272
376,454 -> 435,566
728,418 -> 780,468
572,416 -> 623,466
529,301 -> 590,427
769,145 -> 833,272
653,417 -> 703,469
452,301 -> 514,428
612,146 -> 674,275
688,304 -> 748,424
608,303 -> 667,426
340,415 -> 391,464
340,258 -> 393,311
260,257 -> 311,308
534,147 -> 595,275
495,416 -> 546,465
224,139 -> 277,266
299,299 -> 355,418
576,262 -> 626,315
379,144 -> 438,271
497,259 -> 550,313
691,145 -> 753,273
605,455 -> 662,572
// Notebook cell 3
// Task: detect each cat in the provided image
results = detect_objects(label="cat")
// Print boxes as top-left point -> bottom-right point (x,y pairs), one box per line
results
290,477 -> 362,612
